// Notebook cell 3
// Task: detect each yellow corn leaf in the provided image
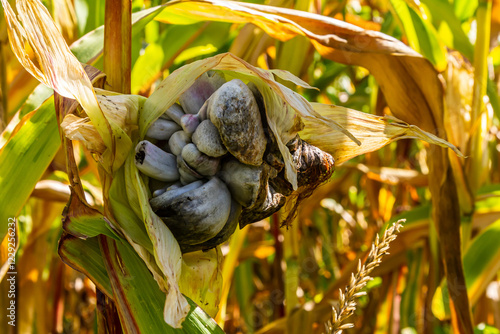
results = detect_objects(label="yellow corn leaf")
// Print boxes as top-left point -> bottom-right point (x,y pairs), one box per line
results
17,199 -> 66,334
300,103 -> 463,165
444,53 -> 473,154
1,0 -> 108,142
344,163 -> 428,186
229,24 -> 274,66
53,0 -> 77,43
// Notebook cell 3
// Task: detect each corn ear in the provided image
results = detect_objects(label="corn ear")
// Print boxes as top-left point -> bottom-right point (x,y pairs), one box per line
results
1,0 -> 466,329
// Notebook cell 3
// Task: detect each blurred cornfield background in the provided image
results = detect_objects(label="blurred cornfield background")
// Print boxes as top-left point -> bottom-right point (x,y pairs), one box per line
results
1,0 -> 500,333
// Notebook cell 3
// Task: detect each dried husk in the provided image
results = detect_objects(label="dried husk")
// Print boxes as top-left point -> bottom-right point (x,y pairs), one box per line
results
1,0 -> 464,328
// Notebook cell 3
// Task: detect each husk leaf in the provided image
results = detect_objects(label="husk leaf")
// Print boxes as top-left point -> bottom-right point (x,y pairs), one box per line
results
300,103 -> 463,165
179,247 -> 223,318
143,52 -> 356,189
0,0 -> 135,172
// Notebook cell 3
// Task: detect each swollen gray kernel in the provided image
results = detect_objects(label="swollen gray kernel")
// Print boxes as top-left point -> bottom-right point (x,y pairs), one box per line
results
208,79 -> 267,166
153,188 -> 167,197
168,131 -> 191,156
161,103 -> 185,125
180,114 -> 201,136
177,156 -> 203,185
192,120 -> 227,158
219,159 -> 271,208
146,118 -> 181,140
152,177 -> 232,245
179,71 -> 226,114
150,180 -> 204,211
181,143 -> 220,176
134,140 -> 180,182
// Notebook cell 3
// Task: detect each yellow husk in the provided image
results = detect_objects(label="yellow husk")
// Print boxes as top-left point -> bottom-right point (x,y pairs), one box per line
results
2,0 -> 464,329
124,153 -> 190,327
300,103 -> 463,165
61,93 -> 142,160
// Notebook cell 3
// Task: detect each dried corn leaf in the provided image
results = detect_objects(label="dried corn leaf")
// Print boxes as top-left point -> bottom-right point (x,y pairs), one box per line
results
300,103 -> 463,165
0,0 -> 134,172
1,0 -> 109,142
61,114 -> 106,153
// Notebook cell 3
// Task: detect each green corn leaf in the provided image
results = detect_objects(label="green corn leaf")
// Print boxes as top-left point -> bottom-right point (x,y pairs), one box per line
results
62,196 -> 120,240
474,324 -> 500,334
388,0 -> 447,70
109,165 -> 153,253
487,79 -> 500,120
432,218 -> 500,320
420,0 -> 474,60
476,184 -> 500,213
454,0 -> 478,22
400,248 -> 424,329
131,22 -> 207,94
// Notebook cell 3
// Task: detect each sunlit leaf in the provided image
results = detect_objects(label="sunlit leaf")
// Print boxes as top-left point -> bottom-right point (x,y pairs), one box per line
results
454,0 -> 478,22
179,248 -> 223,318
388,0 -> 447,70
0,98 -> 60,242
155,0 -> 446,135
300,104 -> 462,165
421,0 -> 474,60
432,218 -> 500,320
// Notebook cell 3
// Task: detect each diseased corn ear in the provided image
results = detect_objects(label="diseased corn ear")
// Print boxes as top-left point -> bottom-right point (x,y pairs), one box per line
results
142,53 -> 353,190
